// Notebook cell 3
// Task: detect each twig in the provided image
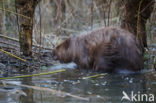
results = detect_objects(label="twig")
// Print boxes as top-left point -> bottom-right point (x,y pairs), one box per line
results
0,8 -> 31,20
90,0 -> 94,29
107,0 -> 112,26
103,6 -> 107,27
137,0 -> 143,38
1,0 -> 6,34
39,1 -> 42,56
0,48 -> 26,62
135,0 -> 155,18
15,0 -> 20,37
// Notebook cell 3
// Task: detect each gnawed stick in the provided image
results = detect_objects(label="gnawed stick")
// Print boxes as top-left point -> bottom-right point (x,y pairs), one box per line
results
0,69 -> 66,80
83,73 -> 107,79
4,81 -> 89,101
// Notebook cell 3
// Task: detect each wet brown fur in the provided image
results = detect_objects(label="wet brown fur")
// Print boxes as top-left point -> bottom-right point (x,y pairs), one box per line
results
54,27 -> 144,72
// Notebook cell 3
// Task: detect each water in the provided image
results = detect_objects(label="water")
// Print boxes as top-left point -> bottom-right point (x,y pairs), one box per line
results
0,65 -> 155,103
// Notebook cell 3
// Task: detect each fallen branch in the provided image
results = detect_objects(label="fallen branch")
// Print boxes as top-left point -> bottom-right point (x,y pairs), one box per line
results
0,69 -> 66,80
0,34 -> 53,50
4,81 -> 89,101
0,34 -> 19,42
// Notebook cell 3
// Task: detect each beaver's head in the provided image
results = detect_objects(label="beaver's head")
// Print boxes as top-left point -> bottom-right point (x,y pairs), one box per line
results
52,38 -> 73,63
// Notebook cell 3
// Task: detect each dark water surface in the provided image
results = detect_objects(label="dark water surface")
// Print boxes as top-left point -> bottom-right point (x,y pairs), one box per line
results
0,64 -> 155,103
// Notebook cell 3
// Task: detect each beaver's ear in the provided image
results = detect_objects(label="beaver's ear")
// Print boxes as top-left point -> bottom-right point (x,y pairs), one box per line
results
64,38 -> 71,49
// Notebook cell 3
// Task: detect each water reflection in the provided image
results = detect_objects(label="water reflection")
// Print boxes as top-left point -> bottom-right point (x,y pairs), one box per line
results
1,68 -> 153,103
20,77 -> 35,103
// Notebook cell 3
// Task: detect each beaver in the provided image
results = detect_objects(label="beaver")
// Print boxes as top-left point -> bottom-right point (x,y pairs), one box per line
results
53,27 -> 144,72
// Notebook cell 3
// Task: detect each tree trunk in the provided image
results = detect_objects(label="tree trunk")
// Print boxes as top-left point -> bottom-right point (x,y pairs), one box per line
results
121,0 -> 154,49
16,0 -> 39,56
0,0 -> 6,34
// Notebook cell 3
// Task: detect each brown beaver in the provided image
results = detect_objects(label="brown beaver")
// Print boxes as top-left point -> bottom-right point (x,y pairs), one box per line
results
53,27 -> 144,72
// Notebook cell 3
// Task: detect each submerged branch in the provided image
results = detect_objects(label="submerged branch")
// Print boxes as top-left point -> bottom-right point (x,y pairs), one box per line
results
4,81 -> 89,101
